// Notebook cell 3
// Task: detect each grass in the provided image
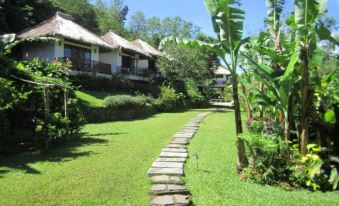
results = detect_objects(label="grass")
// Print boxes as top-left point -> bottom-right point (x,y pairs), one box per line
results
75,90 -> 128,107
185,110 -> 339,206
0,109 -> 211,206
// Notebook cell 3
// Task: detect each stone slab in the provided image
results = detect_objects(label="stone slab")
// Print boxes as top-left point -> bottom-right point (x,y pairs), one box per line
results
152,161 -> 184,168
160,152 -> 187,158
167,144 -> 187,149
150,175 -> 184,185
150,195 -> 175,206
156,157 -> 186,162
173,134 -> 193,138
148,167 -> 184,176
150,184 -> 188,195
162,148 -> 187,153
171,138 -> 189,145
149,195 -> 191,206
173,194 -> 191,205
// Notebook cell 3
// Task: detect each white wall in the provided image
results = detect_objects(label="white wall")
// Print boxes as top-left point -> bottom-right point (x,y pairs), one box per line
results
91,45 -> 99,61
99,49 -> 121,74
55,38 -> 64,58
22,41 -> 56,62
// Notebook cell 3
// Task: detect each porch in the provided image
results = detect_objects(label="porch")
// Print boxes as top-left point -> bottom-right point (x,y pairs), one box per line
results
58,57 -> 112,77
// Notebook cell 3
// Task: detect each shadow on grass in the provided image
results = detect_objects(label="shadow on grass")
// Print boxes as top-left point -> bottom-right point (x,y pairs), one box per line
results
0,132 -> 120,176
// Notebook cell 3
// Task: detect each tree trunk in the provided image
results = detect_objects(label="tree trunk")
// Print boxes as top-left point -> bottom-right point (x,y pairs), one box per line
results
284,117 -> 290,161
300,48 -> 310,155
43,86 -> 50,150
64,89 -> 70,142
259,83 -> 264,118
232,75 -> 248,172
240,82 -> 252,120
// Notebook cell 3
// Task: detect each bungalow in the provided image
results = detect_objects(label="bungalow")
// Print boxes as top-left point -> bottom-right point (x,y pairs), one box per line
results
15,12 -> 114,78
13,12 -> 162,82
100,32 -> 152,81
213,66 -> 231,89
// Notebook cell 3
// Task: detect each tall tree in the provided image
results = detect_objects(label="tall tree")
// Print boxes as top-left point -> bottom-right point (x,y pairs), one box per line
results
160,0 -> 249,172
94,0 -> 129,35
145,16 -> 162,46
52,0 -> 98,33
293,0 -> 327,155
128,11 -> 147,38
0,0 -> 57,34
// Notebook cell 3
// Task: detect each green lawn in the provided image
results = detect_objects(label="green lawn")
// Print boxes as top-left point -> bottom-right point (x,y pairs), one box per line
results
185,110 -> 339,206
1,110 -> 337,206
75,90 -> 128,107
0,109 -> 210,206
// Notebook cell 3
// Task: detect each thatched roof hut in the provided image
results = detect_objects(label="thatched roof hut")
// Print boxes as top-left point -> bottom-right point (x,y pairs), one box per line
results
17,12 -> 112,49
131,39 -> 162,57
214,66 -> 231,75
101,31 -> 150,57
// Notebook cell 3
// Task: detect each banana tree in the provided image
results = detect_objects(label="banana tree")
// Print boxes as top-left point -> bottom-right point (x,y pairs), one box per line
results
160,0 -> 249,171
243,49 -> 300,156
289,0 -> 337,155
265,0 -> 286,53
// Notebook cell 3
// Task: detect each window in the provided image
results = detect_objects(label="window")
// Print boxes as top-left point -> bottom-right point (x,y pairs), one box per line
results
64,44 -> 91,71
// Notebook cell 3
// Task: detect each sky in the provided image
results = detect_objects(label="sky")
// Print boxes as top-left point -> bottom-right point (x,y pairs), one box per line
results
119,0 -> 339,37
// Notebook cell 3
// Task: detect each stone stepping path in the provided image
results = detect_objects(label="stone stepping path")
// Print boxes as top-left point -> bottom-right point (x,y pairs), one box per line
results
147,112 -> 211,206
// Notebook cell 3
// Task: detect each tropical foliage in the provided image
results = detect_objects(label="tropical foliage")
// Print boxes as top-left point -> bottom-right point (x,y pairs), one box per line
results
238,0 -> 339,191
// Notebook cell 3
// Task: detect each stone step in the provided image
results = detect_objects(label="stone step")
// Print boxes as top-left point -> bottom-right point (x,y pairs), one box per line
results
148,167 -> 184,176
173,134 -> 193,138
150,175 -> 184,185
167,144 -> 187,149
171,138 -> 189,145
160,152 -> 187,158
150,194 -> 191,206
156,157 -> 186,163
152,161 -> 184,168
162,148 -> 187,153
178,133 -> 195,137
150,184 -> 189,195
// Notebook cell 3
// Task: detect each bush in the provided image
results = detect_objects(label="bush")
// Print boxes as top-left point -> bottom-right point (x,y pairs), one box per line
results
185,79 -> 208,107
240,131 -> 339,191
81,94 -> 156,123
103,94 -> 154,109
289,144 -> 339,191
155,86 -> 186,112
239,133 -> 289,185
71,74 -> 121,92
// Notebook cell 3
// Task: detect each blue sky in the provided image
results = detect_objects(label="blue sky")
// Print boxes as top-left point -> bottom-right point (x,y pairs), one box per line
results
120,0 -> 339,37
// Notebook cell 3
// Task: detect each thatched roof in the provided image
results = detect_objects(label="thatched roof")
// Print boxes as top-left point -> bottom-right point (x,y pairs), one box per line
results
17,12 -> 112,49
214,66 -> 231,75
101,31 -> 150,57
131,39 -> 162,57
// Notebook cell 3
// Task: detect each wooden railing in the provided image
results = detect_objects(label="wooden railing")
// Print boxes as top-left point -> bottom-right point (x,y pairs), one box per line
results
58,57 -> 112,75
116,66 -> 153,78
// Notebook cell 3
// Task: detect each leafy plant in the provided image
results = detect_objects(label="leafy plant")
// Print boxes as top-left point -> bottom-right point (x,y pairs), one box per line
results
155,86 -> 185,111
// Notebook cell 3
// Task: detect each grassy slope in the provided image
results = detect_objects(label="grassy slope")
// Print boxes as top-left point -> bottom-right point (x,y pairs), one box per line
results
0,109 -> 210,206
75,90 -> 127,107
185,110 -> 339,206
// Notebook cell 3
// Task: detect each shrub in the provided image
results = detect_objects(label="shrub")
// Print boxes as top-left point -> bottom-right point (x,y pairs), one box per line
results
239,133 -> 289,185
155,86 -> 185,112
248,119 -> 265,134
104,95 -> 147,109
185,79 -> 208,107
290,144 -> 339,191
71,74 -> 121,92
80,94 -> 156,122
